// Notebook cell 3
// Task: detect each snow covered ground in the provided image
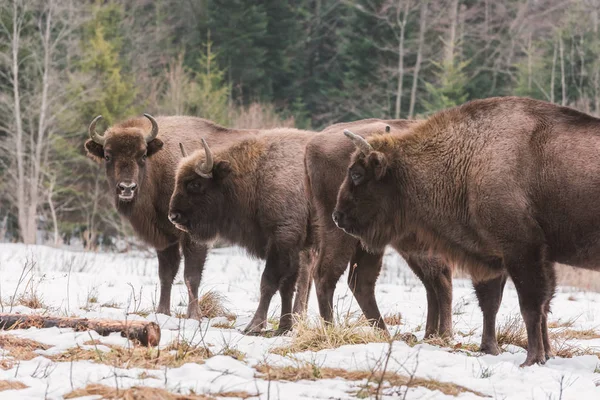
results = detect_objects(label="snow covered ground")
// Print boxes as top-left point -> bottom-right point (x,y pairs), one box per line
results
0,243 -> 599,399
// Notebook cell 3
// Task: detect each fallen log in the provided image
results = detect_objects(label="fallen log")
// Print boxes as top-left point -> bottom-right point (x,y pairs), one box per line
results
0,314 -> 160,347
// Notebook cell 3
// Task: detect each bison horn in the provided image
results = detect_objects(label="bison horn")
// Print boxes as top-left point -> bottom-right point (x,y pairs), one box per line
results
88,115 -> 105,145
143,113 -> 159,143
343,129 -> 373,155
195,138 -> 214,178
179,143 -> 188,157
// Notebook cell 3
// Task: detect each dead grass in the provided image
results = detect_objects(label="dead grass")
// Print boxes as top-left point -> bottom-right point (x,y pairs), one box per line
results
548,318 -> 577,329
496,315 -> 528,349
255,363 -> 487,397
63,384 -> 255,399
197,291 -> 235,320
271,317 -> 389,356
17,291 -> 45,309
49,340 -> 211,370
383,312 -> 402,326
212,321 -> 236,329
0,334 -> 51,369
554,328 -> 600,340
230,102 -> 295,129
0,380 -> 28,392
64,384 -> 212,399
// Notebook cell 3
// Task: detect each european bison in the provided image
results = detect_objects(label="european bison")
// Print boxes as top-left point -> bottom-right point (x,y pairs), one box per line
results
333,96 -> 600,366
84,114 -> 259,319
169,130 -> 317,334
307,119 -> 506,353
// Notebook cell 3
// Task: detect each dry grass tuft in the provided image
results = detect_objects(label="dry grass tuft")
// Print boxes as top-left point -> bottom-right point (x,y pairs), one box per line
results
212,321 -> 236,329
49,340 -> 211,370
64,384 -> 212,399
496,315 -> 528,349
63,384 -> 255,399
548,318 -> 577,329
197,290 -> 235,320
0,334 -> 51,369
0,380 -> 28,392
255,363 -> 486,397
271,317 -> 389,355
554,328 -> 600,340
383,312 -> 402,326
17,291 -> 45,309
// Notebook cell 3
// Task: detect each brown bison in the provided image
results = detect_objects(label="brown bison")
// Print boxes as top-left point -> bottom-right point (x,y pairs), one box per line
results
169,129 -> 317,334
307,119 -> 506,354
333,96 -> 600,366
84,114 -> 261,319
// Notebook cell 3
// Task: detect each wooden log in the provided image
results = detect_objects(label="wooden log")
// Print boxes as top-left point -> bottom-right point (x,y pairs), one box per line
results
0,314 -> 160,347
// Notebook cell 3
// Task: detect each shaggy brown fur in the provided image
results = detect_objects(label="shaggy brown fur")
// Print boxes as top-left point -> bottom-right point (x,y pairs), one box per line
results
84,116 -> 262,319
170,129 -> 317,334
334,96 -> 600,366
306,119 -> 506,353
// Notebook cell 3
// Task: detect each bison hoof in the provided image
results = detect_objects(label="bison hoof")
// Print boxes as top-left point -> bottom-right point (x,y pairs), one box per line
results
243,322 -> 265,336
520,353 -> 547,367
480,342 -> 501,356
275,326 -> 292,336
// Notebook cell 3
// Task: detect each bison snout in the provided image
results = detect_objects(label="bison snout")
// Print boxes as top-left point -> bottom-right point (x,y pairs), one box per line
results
168,211 -> 187,226
332,210 -> 344,226
117,181 -> 138,201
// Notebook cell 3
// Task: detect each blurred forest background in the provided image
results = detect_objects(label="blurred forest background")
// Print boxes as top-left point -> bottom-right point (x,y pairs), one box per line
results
1,0 -> 599,249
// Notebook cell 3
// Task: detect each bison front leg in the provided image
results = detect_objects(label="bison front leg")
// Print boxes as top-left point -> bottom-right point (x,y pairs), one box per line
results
156,243 -> 181,316
348,244 -> 386,332
473,273 -> 507,355
182,236 -> 208,320
243,249 -> 286,335
402,253 -> 453,338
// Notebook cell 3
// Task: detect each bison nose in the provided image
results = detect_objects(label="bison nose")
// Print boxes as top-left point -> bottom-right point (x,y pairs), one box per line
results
118,182 -> 137,192
168,212 -> 182,224
332,210 -> 344,225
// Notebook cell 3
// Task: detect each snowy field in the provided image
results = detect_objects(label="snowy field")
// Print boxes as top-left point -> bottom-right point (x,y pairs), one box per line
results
0,243 -> 599,399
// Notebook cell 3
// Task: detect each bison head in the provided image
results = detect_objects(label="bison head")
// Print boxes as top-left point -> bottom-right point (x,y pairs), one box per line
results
333,129 -> 398,251
168,139 -> 232,241
84,114 -> 163,210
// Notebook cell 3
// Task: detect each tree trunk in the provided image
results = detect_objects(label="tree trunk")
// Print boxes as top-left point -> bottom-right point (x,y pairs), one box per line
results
551,39 -> 557,104
559,35 -> 566,106
408,0 -> 427,119
444,0 -> 459,66
47,177 -> 60,246
394,0 -> 410,119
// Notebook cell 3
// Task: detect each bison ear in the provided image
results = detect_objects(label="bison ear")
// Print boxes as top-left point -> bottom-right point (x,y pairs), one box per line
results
368,151 -> 388,180
146,138 -> 164,157
84,139 -> 104,162
213,160 -> 232,180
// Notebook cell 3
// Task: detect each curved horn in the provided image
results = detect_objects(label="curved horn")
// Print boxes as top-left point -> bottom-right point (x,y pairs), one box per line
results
343,129 -> 373,155
143,113 -> 159,143
88,115 -> 105,145
179,143 -> 188,158
195,138 -> 214,178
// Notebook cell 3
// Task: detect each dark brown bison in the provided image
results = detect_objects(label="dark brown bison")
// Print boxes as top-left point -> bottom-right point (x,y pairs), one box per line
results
84,114 -> 261,320
307,119 -> 506,354
333,96 -> 600,366
169,129 -> 317,334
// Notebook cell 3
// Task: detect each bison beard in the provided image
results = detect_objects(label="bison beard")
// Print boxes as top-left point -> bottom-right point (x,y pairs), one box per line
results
306,119 -> 506,353
335,96 -> 600,367
170,130 -> 317,335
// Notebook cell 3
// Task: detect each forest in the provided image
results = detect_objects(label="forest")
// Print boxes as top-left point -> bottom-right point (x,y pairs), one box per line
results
1,0 -> 599,248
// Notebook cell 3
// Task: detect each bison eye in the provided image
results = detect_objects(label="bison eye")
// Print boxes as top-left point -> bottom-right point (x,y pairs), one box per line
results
187,180 -> 202,194
141,154 -> 147,162
350,171 -> 363,185
104,155 -> 111,162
